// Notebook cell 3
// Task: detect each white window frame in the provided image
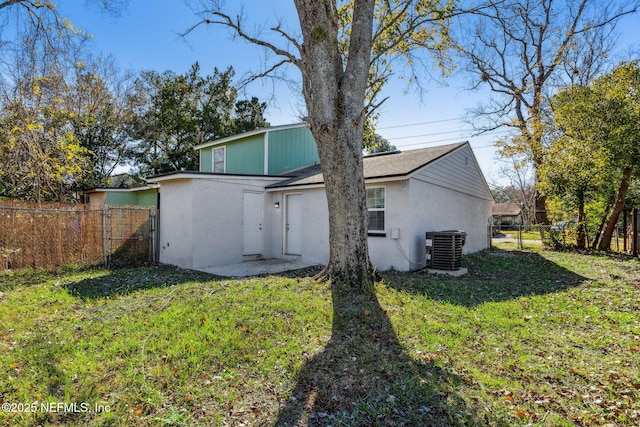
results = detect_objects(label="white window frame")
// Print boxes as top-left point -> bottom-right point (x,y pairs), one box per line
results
366,186 -> 385,235
212,146 -> 226,173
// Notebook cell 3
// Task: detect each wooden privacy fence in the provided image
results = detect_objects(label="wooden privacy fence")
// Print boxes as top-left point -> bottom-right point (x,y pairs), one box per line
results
0,201 -> 156,271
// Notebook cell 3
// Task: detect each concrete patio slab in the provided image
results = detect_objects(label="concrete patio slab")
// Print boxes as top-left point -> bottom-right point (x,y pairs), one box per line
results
200,258 -> 319,278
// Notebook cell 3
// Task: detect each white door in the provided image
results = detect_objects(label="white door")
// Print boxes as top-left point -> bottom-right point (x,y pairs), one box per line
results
243,191 -> 263,255
285,194 -> 303,255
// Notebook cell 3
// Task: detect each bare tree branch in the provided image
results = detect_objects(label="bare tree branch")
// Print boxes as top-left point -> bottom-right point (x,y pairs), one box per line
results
182,10 -> 299,66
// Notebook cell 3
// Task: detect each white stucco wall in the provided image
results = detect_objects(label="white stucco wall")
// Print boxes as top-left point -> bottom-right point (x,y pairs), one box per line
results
158,179 -> 195,269
365,181 -> 414,272
405,145 -> 493,269
157,175 -> 281,270
267,187 -> 330,266
269,173 -> 491,273
406,180 -> 492,269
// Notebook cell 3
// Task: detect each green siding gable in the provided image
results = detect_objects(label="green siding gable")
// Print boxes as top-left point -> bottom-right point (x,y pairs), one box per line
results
197,125 -> 319,175
227,136 -> 264,174
268,127 -> 319,175
199,134 -> 264,174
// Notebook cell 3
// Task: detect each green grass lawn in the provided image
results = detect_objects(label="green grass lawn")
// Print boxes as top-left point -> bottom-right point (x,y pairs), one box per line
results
1,245 -> 639,426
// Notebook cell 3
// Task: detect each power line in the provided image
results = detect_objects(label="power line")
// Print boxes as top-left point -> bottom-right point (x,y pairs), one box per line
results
388,128 -> 476,140
377,117 -> 463,130
394,138 -> 497,150
387,128 -> 503,146
394,136 -> 473,147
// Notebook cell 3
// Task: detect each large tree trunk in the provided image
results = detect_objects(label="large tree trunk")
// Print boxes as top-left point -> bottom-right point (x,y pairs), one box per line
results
598,165 -> 633,251
533,188 -> 550,225
591,203 -> 611,250
295,0 -> 377,289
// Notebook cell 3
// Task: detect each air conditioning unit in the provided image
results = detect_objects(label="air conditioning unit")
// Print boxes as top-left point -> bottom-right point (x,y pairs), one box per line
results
426,230 -> 466,270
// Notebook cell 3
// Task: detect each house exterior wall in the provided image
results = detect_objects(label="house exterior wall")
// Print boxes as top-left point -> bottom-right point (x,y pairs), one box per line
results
267,187 -> 330,266
88,188 -> 158,208
158,180 -> 194,269
88,192 -> 107,208
198,126 -> 319,176
407,181 -> 492,269
227,137 -> 264,174
158,176 -> 281,270
268,184 -> 416,271
136,189 -> 158,207
268,127 -> 319,175
406,146 -> 493,269
105,191 -> 139,205
365,181 -> 414,271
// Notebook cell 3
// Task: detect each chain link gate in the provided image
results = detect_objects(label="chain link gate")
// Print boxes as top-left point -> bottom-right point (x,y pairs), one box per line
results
102,205 -> 157,267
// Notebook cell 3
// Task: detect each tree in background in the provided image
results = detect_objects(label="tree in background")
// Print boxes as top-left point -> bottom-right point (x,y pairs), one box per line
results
0,1 -> 133,200
543,61 -> 640,250
0,4 -> 92,201
541,85 -> 612,248
65,56 -> 135,189
365,133 -> 397,154
457,0 -> 639,225
0,76 -> 89,202
232,97 -> 268,134
127,64 -> 268,176
592,61 -> 640,250
490,156 -> 536,227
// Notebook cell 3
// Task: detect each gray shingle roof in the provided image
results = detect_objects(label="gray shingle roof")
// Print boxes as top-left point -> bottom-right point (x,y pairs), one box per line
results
268,142 -> 467,188
491,203 -> 522,216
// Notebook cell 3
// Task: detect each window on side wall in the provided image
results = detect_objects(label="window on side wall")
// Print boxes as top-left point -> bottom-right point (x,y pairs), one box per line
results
213,146 -> 226,173
366,187 -> 385,235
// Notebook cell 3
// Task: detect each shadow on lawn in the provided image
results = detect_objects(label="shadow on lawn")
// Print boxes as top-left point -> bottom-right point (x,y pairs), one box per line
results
63,265 -> 214,299
275,284 -> 486,426
384,248 -> 588,308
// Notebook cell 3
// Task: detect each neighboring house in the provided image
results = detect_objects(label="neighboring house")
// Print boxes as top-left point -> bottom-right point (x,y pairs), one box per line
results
491,203 -> 523,230
85,184 -> 159,209
148,123 -> 493,272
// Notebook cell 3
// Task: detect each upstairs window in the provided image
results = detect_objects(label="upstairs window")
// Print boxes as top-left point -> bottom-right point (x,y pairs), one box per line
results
213,146 -> 226,173
366,187 -> 385,233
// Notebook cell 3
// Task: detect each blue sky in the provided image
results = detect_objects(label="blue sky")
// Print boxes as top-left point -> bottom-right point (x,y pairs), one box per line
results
59,1 -> 640,183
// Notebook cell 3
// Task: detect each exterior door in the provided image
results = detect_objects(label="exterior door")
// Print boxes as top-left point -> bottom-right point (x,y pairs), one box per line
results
243,191 -> 263,255
285,193 -> 302,255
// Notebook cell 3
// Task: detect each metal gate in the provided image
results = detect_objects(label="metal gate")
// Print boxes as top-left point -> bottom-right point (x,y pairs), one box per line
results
103,206 -> 157,267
